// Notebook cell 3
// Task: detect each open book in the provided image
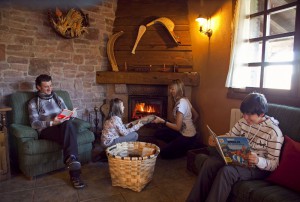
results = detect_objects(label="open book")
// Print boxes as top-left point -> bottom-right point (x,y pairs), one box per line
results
207,125 -> 252,167
126,115 -> 156,128
56,108 -> 77,120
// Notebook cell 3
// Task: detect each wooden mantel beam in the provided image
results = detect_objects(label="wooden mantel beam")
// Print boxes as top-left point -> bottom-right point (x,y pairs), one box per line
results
96,71 -> 200,86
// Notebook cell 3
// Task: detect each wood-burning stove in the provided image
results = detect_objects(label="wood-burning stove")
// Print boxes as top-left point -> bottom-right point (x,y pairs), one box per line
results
128,95 -> 167,122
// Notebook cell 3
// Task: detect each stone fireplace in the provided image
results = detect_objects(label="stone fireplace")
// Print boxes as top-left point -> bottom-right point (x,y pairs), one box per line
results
97,71 -> 198,124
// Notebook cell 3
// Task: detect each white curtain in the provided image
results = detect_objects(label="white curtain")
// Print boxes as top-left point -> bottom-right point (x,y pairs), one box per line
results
225,0 -> 251,88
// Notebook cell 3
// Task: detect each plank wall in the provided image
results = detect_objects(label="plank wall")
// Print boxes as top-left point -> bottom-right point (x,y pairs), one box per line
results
112,0 -> 193,72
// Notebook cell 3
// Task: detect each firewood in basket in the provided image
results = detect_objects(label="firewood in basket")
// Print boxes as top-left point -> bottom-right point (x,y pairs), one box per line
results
142,147 -> 156,157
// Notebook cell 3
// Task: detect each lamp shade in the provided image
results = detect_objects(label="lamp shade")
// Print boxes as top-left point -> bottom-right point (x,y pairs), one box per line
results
195,15 -> 207,26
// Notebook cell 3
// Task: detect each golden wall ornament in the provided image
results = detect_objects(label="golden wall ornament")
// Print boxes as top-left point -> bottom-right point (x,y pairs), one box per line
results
107,31 -> 124,72
48,8 -> 89,39
146,17 -> 181,45
131,17 -> 181,54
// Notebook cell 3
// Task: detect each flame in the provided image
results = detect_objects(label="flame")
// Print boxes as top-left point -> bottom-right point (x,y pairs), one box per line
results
132,102 -> 158,119
135,103 -> 156,113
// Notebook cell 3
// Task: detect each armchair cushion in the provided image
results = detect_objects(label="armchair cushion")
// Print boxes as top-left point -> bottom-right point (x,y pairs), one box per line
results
10,124 -> 38,139
231,180 -> 300,202
72,118 -> 91,132
21,139 -> 61,155
20,128 -> 95,155
266,136 -> 300,192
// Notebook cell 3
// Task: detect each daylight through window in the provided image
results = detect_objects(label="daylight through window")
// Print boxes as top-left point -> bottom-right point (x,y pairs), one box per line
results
226,0 -> 300,106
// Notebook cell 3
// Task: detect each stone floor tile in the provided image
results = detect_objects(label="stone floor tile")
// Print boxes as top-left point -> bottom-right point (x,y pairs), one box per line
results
35,169 -> 69,188
82,162 -> 110,181
152,158 -> 195,186
0,175 -> 35,193
0,190 -> 34,202
33,184 -> 78,202
77,177 -> 123,201
80,194 -> 125,202
121,186 -> 171,202
160,177 -> 196,202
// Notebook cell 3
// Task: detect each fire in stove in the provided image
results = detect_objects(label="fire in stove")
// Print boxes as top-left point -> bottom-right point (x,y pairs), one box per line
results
128,95 -> 167,122
132,102 -> 160,119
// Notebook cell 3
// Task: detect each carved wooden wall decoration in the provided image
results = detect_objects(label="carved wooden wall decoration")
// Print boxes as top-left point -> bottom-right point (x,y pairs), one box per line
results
145,17 -> 181,45
131,25 -> 147,55
112,0 -> 193,72
131,17 -> 181,54
107,31 -> 124,72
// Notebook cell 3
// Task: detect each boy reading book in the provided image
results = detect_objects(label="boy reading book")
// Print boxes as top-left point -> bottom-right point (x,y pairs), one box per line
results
207,125 -> 252,167
187,93 -> 284,202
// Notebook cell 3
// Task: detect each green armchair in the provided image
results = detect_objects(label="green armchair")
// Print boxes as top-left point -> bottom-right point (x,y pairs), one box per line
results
8,90 -> 95,178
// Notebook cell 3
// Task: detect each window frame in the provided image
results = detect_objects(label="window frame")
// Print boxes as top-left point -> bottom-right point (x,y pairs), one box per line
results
228,0 -> 300,107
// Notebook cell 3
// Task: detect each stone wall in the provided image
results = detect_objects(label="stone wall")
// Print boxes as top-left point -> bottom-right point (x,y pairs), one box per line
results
0,0 -> 117,121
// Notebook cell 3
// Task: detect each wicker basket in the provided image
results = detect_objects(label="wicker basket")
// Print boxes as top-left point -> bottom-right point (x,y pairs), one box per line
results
106,141 -> 160,192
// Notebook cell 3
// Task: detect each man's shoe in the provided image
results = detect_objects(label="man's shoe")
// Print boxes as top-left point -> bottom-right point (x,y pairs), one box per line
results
66,155 -> 81,171
71,177 -> 86,189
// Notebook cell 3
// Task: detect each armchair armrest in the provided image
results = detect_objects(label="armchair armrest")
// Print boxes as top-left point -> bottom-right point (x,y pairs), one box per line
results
71,118 -> 92,132
10,124 -> 38,140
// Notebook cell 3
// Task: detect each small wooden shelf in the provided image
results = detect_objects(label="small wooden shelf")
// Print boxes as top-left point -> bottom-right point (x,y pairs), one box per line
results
0,106 -> 12,181
96,71 -> 199,86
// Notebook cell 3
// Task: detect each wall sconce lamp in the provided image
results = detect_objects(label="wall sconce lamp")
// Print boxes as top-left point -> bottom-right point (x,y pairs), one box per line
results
196,15 -> 213,38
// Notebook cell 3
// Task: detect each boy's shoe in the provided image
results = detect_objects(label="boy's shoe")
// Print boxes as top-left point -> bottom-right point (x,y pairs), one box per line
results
71,177 -> 86,189
66,155 -> 81,171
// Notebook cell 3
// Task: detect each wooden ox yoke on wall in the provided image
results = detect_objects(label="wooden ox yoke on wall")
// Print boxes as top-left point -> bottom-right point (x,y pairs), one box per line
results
131,17 -> 181,55
107,17 -> 181,72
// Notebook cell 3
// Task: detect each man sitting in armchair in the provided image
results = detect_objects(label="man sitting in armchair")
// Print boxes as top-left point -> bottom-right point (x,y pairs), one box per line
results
28,74 -> 85,189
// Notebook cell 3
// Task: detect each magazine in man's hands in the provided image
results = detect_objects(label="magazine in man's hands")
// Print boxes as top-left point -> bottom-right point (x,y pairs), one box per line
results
207,125 -> 252,167
56,108 -> 77,120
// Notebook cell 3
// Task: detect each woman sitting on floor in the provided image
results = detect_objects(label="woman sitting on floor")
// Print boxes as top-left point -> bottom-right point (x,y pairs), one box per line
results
152,79 -> 199,159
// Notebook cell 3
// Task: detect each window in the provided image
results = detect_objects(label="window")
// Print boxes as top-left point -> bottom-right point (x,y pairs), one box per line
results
226,0 -> 300,107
